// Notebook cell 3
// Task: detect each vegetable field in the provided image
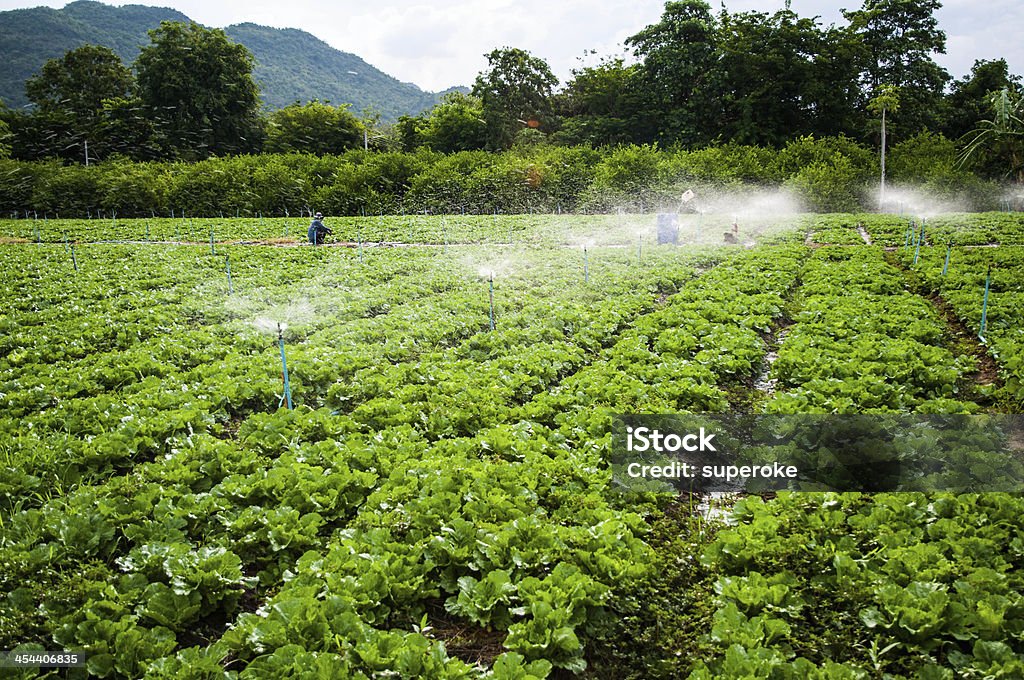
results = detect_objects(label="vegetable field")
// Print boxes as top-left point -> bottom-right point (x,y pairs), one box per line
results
2,212 -> 1024,679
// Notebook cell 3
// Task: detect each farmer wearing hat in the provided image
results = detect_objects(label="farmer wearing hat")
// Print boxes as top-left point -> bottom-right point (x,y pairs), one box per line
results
308,212 -> 332,245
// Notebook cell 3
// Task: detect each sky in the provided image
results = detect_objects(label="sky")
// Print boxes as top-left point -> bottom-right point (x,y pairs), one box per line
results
1,0 -> 1021,92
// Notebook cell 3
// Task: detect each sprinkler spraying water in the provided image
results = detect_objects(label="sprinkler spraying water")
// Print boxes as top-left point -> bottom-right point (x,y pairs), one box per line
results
225,255 -> 233,295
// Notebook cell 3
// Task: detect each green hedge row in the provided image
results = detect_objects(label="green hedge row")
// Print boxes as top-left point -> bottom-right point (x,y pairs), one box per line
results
0,134 -> 1004,217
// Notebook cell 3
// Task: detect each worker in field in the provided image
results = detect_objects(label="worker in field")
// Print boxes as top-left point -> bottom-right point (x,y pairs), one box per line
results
308,212 -> 332,245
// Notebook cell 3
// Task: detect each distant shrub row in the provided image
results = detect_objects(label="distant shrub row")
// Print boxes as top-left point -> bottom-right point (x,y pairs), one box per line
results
0,134 -> 1005,217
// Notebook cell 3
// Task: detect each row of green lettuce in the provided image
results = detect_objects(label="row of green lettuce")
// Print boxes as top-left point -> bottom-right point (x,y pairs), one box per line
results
7,212 -> 1024,251
1,242 -> 728,511
6,236 -> 1023,678
2,243 -> 807,677
0,133 -> 1012,218
591,246 -> 1024,678
900,244 -> 1024,408
0,212 -> 800,248
683,249 -> 1023,678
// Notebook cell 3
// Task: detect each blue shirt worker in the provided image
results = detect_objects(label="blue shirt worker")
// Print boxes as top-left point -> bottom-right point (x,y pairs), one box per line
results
308,212 -> 332,245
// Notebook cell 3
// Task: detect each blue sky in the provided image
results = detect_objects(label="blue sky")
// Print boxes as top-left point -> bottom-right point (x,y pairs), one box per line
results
1,0 -> 1020,92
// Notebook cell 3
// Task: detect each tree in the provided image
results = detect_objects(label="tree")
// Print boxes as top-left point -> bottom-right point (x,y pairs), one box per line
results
26,45 -> 135,121
842,0 -> 949,137
394,115 -> 425,152
942,59 -> 1023,141
554,57 -> 644,147
135,21 -> 263,159
867,84 -> 900,206
20,45 -> 138,162
471,48 -> 558,150
959,88 -> 1024,184
265,101 -> 363,155
417,92 -> 488,153
625,0 -> 721,146
715,9 -> 863,146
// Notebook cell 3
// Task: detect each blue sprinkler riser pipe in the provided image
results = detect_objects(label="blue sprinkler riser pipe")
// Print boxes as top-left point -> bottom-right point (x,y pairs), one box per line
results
942,243 -> 951,276
71,244 -> 78,271
225,255 -> 233,295
584,247 -> 589,284
913,236 -> 922,265
488,276 -> 495,331
979,269 -> 992,341
278,325 -> 293,410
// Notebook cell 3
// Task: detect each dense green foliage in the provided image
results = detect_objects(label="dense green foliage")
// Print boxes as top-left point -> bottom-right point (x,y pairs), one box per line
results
0,136 -> 1008,218
472,48 -> 559,151
265,101 -> 364,156
134,22 -> 263,159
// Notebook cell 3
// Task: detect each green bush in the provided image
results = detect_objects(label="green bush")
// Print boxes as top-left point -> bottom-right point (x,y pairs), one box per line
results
0,138 -> 1005,216
30,162 -> 104,216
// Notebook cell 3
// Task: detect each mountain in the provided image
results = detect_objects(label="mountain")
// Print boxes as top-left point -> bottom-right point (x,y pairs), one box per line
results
0,0 -> 458,120
222,23 -> 449,120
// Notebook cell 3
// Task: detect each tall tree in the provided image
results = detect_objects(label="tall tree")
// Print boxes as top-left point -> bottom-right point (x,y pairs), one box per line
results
135,21 -> 263,159
554,57 -> 644,147
471,47 -> 558,150
20,45 -> 137,161
417,92 -> 488,153
26,45 -> 134,121
867,84 -> 901,206
265,101 -> 363,155
842,0 -> 949,137
625,0 -> 721,146
715,9 -> 866,146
